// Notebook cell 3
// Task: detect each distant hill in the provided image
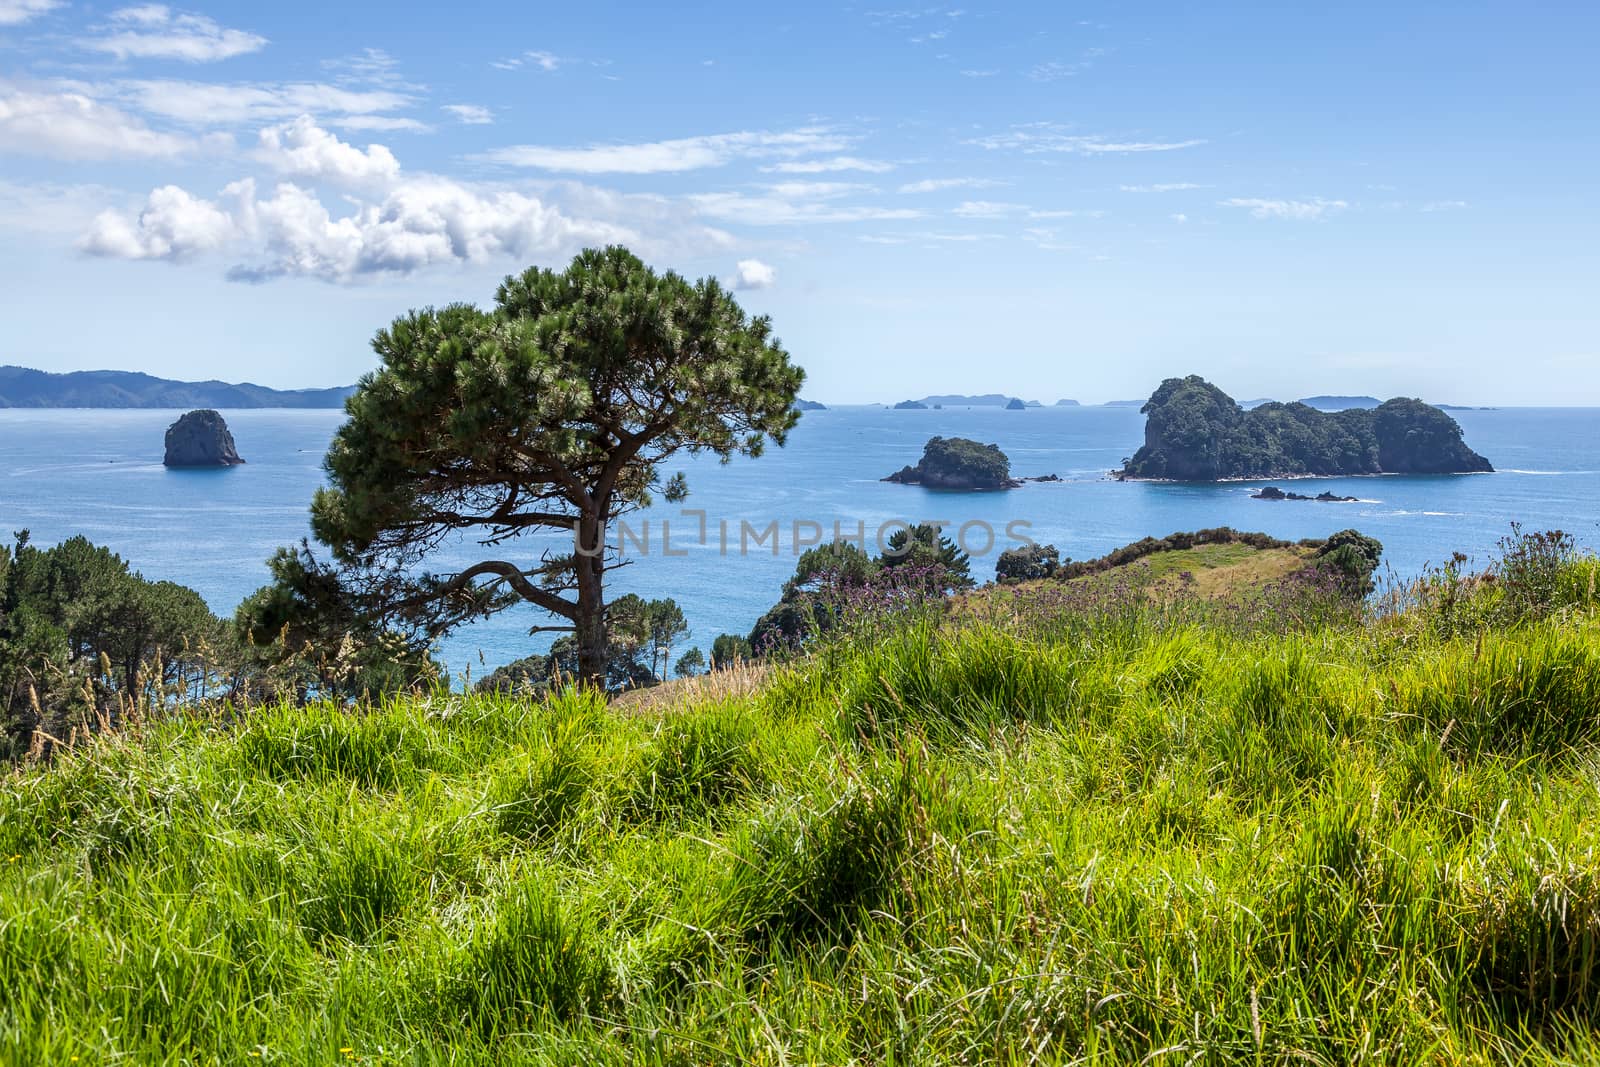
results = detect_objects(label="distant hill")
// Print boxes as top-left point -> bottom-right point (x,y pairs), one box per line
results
793,399 -> 827,411
1054,399 -> 1080,407
916,394 -> 1028,408
1103,399 -> 1144,407
1297,395 -> 1382,411
0,366 -> 355,408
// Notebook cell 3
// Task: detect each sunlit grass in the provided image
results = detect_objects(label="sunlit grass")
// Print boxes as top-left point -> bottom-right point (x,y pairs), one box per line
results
6,550 -> 1600,1062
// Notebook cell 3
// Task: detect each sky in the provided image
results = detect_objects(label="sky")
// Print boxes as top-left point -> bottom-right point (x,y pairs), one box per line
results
1,1 -> 1597,405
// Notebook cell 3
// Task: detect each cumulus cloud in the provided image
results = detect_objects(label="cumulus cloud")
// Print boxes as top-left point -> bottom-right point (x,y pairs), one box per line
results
442,103 -> 493,125
82,175 -> 634,282
255,115 -> 400,187
86,5 -> 268,63
0,0 -> 60,24
0,83 -> 194,160
80,181 -> 241,259
1220,197 -> 1347,220
482,126 -> 853,174
77,119 -> 738,284
968,124 -> 1205,154
728,258 -> 775,290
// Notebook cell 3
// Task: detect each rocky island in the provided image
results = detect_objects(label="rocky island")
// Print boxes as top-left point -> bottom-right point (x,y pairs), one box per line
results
163,409 -> 245,468
1252,486 -> 1359,502
883,436 -> 1020,490
1118,376 -> 1492,481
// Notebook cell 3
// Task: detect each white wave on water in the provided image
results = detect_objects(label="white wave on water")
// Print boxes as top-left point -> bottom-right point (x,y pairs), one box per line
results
1498,468 -> 1583,476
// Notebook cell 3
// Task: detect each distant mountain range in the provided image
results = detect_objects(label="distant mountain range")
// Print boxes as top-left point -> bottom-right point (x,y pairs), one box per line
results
0,366 -> 356,408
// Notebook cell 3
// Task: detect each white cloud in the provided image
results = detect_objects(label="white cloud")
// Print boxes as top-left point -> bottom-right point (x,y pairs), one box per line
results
80,181 -> 240,260
1170,213 -> 1188,223
493,49 -> 566,72
86,6 -> 268,63
482,127 -> 852,174
83,175 -> 636,282
76,119 -> 735,283
0,0 -> 60,24
951,199 -> 1025,218
442,103 -> 493,125
1220,197 -> 1347,220
969,124 -> 1205,154
1120,182 -> 1205,192
0,83 -> 194,160
1421,200 -> 1468,212
898,177 -> 1004,194
959,69 -> 997,77
116,78 -> 415,126
728,258 -> 775,290
687,183 -> 919,226
763,156 -> 894,174
328,114 -> 429,132
255,115 -> 400,187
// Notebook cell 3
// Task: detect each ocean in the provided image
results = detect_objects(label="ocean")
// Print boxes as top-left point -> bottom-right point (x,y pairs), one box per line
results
2,404 -> 1597,677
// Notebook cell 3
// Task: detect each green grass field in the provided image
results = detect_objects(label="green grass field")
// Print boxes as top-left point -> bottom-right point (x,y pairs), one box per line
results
6,541 -> 1600,1064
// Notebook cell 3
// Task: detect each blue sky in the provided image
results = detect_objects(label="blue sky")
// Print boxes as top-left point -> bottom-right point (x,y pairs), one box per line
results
2,1 -> 1596,404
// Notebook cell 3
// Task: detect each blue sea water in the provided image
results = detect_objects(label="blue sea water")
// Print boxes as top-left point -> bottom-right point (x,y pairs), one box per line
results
2,405 -> 1598,678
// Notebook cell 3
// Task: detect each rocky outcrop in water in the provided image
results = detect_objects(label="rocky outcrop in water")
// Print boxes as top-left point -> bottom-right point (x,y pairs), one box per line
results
884,436 -> 1019,490
1118,376 -> 1492,480
1252,486 -> 1358,502
163,409 -> 245,468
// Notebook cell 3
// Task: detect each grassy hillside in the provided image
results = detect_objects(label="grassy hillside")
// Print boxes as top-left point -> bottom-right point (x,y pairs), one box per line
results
6,538 -> 1600,1062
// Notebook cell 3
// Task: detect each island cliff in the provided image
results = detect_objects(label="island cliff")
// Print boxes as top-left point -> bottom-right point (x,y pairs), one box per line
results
164,409 -> 245,468
1119,376 -> 1491,480
884,436 -> 1020,490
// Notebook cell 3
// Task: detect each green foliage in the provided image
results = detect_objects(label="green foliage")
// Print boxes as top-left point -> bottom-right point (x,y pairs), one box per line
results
476,595 -> 687,695
1123,374 -> 1492,479
881,523 -> 973,588
995,541 -> 1060,582
885,435 -> 1014,488
673,647 -> 706,677
710,632 -> 753,668
302,245 -> 803,687
233,542 -> 440,701
1,531 -> 232,760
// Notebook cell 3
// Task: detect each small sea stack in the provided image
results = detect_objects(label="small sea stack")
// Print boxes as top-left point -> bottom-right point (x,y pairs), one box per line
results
164,409 -> 245,468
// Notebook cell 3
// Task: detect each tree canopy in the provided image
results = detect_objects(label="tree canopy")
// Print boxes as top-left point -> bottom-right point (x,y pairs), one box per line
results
293,246 -> 804,687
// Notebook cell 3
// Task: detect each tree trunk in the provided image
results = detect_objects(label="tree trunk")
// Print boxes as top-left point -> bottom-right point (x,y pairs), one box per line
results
574,513 -> 607,689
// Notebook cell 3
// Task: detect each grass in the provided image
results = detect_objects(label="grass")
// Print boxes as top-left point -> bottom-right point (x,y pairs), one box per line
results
6,549 -> 1600,1062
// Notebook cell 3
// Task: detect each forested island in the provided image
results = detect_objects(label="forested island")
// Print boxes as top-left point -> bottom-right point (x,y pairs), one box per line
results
1119,375 -> 1493,480
0,366 -> 354,408
884,436 -> 1019,489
